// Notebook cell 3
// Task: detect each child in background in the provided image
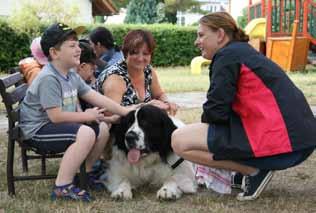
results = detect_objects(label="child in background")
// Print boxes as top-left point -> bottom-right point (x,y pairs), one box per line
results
89,27 -> 124,77
76,39 -> 98,111
76,39 -> 110,183
19,37 -> 48,84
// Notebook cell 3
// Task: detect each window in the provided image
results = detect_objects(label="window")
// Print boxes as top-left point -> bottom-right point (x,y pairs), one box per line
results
181,16 -> 185,25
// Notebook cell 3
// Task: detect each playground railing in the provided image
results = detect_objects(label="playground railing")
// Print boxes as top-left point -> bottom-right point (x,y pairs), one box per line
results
303,0 -> 316,45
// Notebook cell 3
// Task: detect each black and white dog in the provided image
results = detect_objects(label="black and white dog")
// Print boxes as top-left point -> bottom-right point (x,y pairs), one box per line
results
106,105 -> 197,200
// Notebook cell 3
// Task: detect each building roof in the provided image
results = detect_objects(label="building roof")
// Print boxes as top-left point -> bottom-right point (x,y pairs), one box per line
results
92,0 -> 118,16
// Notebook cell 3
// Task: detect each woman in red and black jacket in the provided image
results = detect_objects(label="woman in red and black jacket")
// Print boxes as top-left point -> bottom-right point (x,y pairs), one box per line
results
171,12 -> 316,201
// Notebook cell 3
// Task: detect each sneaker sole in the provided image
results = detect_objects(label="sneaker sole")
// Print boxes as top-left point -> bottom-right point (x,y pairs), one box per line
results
231,184 -> 242,190
236,171 -> 274,201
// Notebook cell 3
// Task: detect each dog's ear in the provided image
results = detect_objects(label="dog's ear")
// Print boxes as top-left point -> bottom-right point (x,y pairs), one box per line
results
111,110 -> 136,153
158,112 -> 178,162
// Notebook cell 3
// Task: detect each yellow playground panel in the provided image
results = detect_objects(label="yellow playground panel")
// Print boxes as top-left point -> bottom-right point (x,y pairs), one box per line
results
245,18 -> 266,40
190,56 -> 211,75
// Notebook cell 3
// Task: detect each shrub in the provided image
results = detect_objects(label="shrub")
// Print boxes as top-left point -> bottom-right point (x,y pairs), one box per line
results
8,0 -> 81,37
0,22 -> 200,71
0,20 -> 31,71
87,24 -> 200,67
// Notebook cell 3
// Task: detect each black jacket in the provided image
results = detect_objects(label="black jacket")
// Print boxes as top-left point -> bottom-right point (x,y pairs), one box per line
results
202,41 -> 316,160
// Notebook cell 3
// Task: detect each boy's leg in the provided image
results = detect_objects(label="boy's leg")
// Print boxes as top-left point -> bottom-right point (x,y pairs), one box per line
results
31,123 -> 96,186
171,123 -> 257,175
85,122 -> 110,171
55,125 -> 96,185
31,122 -> 98,201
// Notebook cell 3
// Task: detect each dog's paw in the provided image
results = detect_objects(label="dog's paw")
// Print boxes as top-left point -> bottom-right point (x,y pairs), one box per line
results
110,183 -> 133,200
157,184 -> 182,200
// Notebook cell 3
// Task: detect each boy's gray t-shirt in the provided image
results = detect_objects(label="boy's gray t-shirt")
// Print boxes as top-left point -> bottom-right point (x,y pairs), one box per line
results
19,63 -> 91,140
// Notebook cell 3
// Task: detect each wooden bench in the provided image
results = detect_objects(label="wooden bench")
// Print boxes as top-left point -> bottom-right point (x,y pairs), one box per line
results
0,67 -> 87,195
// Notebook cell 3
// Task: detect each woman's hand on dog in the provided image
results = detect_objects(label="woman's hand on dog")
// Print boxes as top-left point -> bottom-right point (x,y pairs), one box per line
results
147,99 -> 179,116
166,101 -> 179,116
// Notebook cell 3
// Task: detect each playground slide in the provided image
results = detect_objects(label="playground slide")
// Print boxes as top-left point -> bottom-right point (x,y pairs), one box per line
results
245,18 -> 266,40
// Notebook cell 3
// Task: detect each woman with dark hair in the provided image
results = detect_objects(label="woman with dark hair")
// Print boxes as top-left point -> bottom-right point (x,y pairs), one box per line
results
89,27 -> 124,77
171,12 -> 316,201
97,29 -> 178,115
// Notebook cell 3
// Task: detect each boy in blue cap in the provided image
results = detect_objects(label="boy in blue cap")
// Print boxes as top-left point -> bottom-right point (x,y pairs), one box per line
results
19,23 -> 134,201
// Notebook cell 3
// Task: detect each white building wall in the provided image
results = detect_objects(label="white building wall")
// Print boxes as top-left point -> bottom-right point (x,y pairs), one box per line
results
105,8 -> 126,24
177,0 -> 229,26
230,0 -> 249,20
0,0 -> 11,16
0,0 -> 18,16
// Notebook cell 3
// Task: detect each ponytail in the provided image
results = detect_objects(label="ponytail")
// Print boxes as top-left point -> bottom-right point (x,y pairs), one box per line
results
200,12 -> 249,43
233,28 -> 249,42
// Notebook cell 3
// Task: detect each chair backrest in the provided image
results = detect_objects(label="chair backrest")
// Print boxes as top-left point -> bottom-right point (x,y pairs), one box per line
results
0,68 -> 28,141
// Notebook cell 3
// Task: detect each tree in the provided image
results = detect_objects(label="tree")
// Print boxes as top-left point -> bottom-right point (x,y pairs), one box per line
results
237,7 -> 248,29
113,0 -> 129,10
124,0 -> 202,24
124,0 -> 159,24
163,0 -> 201,24
8,0 -> 80,36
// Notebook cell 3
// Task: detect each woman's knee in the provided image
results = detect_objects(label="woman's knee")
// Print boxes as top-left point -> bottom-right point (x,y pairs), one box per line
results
172,123 -> 209,155
171,129 -> 186,155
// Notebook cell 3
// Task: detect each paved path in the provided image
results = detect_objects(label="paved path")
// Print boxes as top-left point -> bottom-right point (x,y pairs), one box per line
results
168,92 -> 316,113
0,92 -> 205,130
168,91 -> 205,109
0,91 -> 315,130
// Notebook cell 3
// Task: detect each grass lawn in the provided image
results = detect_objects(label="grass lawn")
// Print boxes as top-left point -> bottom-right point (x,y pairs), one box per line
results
1,65 -> 316,212
1,108 -> 316,212
157,65 -> 316,105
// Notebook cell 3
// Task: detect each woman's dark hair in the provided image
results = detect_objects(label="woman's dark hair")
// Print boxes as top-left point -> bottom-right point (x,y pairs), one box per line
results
199,12 -> 249,42
79,39 -> 96,64
122,29 -> 156,59
89,27 -> 120,51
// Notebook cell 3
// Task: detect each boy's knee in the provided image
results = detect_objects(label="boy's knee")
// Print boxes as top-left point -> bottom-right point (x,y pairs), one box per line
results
78,125 -> 97,143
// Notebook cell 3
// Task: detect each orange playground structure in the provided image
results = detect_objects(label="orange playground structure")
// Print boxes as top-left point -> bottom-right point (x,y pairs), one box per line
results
247,0 -> 316,71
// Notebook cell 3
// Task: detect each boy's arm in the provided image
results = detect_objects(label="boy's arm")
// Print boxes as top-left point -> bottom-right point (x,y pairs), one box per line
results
80,90 -> 134,116
38,75 -> 106,123
46,106 -> 105,123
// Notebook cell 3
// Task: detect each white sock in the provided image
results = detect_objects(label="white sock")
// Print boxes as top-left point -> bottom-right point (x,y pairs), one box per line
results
249,169 -> 259,176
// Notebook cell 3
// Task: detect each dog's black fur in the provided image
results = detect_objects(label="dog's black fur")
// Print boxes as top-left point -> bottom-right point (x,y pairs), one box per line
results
110,105 -> 177,163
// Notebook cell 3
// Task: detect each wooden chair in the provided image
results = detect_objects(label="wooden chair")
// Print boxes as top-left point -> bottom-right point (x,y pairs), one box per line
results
0,68 -> 87,195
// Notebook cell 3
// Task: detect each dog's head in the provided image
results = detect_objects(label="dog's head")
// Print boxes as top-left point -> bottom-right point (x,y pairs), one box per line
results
111,105 -> 177,164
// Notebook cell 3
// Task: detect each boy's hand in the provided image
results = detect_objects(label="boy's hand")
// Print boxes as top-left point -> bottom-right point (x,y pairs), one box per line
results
122,104 -> 143,115
85,107 -> 105,123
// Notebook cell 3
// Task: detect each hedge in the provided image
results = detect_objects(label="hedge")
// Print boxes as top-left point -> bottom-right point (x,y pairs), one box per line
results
97,24 -> 201,67
0,21 -> 200,71
0,20 -> 32,71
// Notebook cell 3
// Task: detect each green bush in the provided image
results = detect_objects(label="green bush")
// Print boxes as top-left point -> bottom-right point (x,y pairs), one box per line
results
0,20 -> 31,71
0,21 -> 200,71
88,24 -> 200,67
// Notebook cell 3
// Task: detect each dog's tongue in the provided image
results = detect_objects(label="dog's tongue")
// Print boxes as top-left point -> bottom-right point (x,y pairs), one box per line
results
127,149 -> 141,164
